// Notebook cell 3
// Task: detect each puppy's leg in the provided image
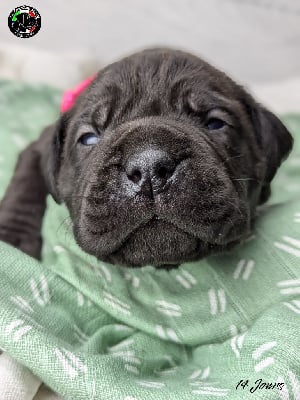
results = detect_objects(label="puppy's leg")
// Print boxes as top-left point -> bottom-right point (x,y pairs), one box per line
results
0,141 -> 48,260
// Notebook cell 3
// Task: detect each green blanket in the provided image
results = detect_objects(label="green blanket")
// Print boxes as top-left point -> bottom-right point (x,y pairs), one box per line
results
0,80 -> 300,399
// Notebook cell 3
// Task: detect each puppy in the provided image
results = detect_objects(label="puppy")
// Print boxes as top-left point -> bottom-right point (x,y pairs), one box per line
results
0,48 -> 293,268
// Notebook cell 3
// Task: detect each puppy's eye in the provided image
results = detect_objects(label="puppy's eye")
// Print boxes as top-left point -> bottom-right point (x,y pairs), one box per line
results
79,132 -> 100,146
206,118 -> 226,130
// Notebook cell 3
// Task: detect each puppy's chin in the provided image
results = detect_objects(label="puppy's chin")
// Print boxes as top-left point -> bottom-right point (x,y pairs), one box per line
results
74,215 -> 245,268
98,219 -> 209,267
101,219 -> 196,267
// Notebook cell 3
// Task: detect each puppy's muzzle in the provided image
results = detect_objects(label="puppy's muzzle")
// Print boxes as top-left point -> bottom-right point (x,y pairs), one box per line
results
125,149 -> 177,197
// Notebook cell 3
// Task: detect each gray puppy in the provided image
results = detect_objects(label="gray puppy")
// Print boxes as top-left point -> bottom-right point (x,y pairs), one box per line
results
0,48 -> 293,268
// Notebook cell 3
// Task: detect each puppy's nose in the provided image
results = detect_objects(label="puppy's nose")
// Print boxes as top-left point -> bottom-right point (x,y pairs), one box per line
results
126,149 -> 176,196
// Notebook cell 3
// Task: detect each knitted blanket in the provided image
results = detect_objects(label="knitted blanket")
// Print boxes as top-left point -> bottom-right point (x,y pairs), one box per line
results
0,80 -> 299,399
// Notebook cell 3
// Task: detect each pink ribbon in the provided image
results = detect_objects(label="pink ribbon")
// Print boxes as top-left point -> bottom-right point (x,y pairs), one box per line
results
60,76 -> 95,113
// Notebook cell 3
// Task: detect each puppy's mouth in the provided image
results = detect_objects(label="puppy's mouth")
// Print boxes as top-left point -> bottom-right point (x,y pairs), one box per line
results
100,215 -> 217,267
76,207 -> 246,268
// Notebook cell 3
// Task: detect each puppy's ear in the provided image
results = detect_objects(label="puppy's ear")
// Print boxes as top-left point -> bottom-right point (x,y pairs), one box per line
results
252,106 -> 293,182
246,99 -> 293,203
38,115 -> 66,203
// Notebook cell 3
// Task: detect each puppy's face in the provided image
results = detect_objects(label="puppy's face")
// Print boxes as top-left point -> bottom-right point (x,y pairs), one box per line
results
44,49 -> 293,267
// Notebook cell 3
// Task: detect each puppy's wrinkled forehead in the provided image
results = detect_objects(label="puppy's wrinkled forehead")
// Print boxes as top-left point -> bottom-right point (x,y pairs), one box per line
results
71,49 -> 243,129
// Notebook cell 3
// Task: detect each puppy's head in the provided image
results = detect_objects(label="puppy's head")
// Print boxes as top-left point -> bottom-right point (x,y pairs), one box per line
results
43,49 -> 293,267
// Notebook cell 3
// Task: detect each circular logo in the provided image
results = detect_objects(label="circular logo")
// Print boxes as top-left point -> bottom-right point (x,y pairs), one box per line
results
8,5 -> 41,38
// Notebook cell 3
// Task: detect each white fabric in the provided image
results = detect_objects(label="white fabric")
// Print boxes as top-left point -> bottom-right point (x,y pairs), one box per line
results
0,353 -> 61,400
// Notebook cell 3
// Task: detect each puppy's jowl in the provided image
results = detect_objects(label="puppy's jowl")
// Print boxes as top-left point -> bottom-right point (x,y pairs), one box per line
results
0,49 -> 293,267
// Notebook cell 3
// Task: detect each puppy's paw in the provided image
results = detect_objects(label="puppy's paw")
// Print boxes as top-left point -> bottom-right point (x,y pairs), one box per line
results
0,225 -> 42,260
